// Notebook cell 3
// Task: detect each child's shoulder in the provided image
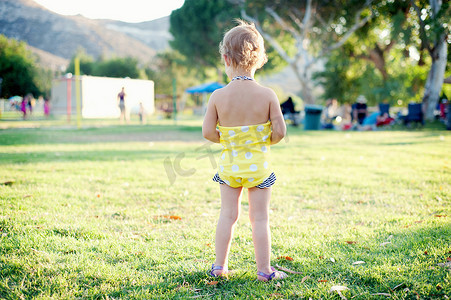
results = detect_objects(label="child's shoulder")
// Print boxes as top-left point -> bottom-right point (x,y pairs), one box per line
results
254,83 -> 278,101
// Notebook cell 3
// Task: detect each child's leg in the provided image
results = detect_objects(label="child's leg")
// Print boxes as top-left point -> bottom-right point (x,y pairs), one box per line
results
248,187 -> 272,276
213,184 -> 242,275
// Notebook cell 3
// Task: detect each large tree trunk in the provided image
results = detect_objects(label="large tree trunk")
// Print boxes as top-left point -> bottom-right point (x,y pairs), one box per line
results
422,37 -> 447,120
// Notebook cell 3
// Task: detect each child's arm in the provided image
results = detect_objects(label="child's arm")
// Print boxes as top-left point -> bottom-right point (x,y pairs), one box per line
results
202,94 -> 220,143
269,93 -> 286,145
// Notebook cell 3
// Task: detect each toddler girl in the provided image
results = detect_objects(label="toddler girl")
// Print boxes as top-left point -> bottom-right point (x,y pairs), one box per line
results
202,20 -> 287,281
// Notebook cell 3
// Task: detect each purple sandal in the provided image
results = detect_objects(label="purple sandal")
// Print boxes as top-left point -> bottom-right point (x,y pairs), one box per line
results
257,266 -> 287,281
209,264 -> 227,277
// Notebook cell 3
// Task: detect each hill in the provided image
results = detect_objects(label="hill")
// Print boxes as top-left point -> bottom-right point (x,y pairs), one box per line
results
0,0 -> 171,70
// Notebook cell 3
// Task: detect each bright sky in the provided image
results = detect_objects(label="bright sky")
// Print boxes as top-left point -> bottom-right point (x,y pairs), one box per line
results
33,0 -> 185,23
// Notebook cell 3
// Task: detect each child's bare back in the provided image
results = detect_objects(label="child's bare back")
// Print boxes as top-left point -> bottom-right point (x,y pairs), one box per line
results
211,80 -> 276,127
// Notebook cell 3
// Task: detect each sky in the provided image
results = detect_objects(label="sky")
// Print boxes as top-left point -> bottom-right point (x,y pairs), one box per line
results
33,0 -> 185,23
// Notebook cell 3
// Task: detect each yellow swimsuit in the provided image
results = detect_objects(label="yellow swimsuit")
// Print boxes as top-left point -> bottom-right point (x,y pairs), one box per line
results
215,121 -> 274,188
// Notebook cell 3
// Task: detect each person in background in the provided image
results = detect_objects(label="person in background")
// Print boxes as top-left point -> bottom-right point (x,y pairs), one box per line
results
117,87 -> 127,124
26,93 -> 34,116
21,96 -> 27,119
44,97 -> 50,119
353,95 -> 368,125
138,102 -> 146,124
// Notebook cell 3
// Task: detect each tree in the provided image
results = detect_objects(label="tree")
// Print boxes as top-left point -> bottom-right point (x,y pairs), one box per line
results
314,1 -> 431,106
92,57 -> 141,79
170,0 -> 241,73
346,1 -> 412,82
66,54 -> 142,79
315,45 -> 429,106
0,35 -> 41,98
410,0 -> 449,120
145,50 -> 199,97
235,0 -> 374,104
66,48 -> 95,76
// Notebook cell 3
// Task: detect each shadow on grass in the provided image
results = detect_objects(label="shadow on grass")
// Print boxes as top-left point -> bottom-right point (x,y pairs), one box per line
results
0,220 -> 449,298
0,148 -> 185,165
0,124 -> 203,146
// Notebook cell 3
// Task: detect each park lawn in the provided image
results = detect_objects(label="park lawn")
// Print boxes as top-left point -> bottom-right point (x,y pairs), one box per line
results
0,120 -> 450,299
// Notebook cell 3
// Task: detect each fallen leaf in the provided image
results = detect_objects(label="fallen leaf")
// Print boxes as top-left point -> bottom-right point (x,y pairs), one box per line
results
268,293 -> 283,297
318,279 -> 328,282
437,262 -> 451,268
206,243 -> 212,248
330,286 -> 349,292
352,261 -> 365,265
346,241 -> 357,244
275,264 -> 302,274
424,251 -> 428,255
277,256 -> 293,261
207,281 -> 218,286
156,215 -> 182,220
336,290 -> 348,300
391,283 -> 406,291
435,215 -> 447,218
301,276 -> 310,283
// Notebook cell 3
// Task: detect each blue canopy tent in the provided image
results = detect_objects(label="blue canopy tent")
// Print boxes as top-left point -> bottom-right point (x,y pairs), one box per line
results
185,82 -> 225,94
184,82 -> 225,115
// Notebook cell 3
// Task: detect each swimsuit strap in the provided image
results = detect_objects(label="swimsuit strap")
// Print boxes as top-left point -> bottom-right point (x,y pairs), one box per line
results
231,75 -> 254,81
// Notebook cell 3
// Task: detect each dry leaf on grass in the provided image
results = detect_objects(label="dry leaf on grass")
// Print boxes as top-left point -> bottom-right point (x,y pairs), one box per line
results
330,286 -> 349,292
318,279 -> 328,282
437,261 -> 451,269
207,281 -> 218,286
277,256 -> 294,261
329,285 -> 348,300
155,215 -> 182,220
275,264 -> 302,274
268,293 -> 283,298
345,241 -> 357,244
301,276 -> 310,283
370,293 -> 391,297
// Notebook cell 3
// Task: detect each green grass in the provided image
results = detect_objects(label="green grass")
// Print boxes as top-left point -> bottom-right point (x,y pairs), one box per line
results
0,118 -> 450,299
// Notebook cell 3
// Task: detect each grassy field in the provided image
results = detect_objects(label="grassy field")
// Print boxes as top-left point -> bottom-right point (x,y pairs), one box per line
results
0,117 -> 450,299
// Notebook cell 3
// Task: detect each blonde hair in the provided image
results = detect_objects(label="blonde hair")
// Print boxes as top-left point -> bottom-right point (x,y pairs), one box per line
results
219,19 -> 268,72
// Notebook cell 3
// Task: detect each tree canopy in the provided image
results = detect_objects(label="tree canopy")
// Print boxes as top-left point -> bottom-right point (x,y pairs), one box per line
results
170,0 -> 241,71
66,50 -> 142,79
0,35 -> 42,98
